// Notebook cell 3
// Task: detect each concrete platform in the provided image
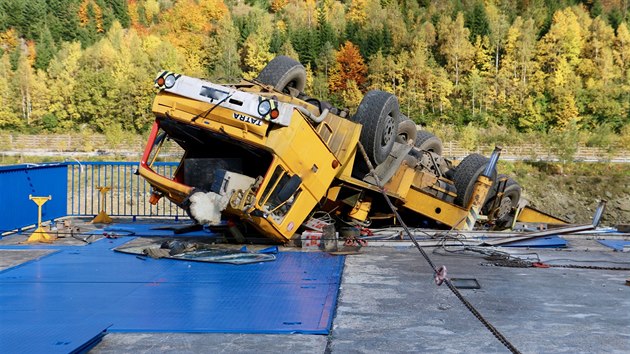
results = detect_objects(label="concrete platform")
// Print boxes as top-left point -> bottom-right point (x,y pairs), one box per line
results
2,219 -> 629,353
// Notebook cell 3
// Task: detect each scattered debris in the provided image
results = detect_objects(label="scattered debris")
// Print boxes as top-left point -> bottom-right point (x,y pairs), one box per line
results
115,240 -> 277,265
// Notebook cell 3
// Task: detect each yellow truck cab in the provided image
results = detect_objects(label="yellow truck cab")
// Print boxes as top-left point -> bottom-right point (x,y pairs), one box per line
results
139,56 -> 541,242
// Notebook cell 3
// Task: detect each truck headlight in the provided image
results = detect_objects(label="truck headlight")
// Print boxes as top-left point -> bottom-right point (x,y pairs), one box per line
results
258,100 -> 271,116
164,74 -> 177,89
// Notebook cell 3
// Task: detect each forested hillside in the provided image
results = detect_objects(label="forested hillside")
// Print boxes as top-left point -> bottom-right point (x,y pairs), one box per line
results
1,0 -> 630,146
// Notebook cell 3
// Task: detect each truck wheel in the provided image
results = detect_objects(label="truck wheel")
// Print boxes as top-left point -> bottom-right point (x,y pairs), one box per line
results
352,90 -> 400,165
415,130 -> 443,155
256,56 -> 306,95
482,175 -> 521,221
453,153 -> 497,207
396,116 -> 417,144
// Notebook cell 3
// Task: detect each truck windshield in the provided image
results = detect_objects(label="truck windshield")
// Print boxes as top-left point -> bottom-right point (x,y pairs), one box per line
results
144,127 -> 186,177
259,164 -> 302,224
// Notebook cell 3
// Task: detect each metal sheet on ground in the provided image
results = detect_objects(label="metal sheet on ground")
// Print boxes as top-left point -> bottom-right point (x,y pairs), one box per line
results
0,237 -> 344,339
501,235 -> 567,248
597,239 -> 630,251
114,242 -> 277,265
86,222 -> 221,238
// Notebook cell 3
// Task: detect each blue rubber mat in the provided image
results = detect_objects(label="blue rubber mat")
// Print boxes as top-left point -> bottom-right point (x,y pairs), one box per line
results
597,239 -> 630,251
1,316 -> 109,354
0,237 -> 344,350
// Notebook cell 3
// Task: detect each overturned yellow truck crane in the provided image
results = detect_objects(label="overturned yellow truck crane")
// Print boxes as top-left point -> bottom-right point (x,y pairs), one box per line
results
139,56 -> 559,242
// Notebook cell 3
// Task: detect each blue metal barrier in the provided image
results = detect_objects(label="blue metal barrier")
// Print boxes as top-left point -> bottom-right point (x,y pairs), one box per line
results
67,161 -> 186,218
0,163 -> 68,233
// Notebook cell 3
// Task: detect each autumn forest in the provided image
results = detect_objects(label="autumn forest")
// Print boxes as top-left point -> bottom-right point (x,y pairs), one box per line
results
1,0 -> 630,147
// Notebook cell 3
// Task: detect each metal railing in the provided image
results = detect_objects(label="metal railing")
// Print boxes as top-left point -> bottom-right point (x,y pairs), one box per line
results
3,133 -> 629,163
67,161 -> 187,218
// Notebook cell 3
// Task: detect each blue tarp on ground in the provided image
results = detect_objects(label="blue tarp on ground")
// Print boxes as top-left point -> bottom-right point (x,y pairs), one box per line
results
0,237 -> 344,353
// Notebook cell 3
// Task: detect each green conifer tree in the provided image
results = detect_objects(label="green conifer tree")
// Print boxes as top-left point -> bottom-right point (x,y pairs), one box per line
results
35,26 -> 57,70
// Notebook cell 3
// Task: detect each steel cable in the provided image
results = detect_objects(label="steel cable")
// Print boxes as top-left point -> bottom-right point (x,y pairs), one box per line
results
357,142 -> 521,354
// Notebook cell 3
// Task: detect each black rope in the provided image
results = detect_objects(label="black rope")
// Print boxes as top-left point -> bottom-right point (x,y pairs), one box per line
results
356,142 -> 521,354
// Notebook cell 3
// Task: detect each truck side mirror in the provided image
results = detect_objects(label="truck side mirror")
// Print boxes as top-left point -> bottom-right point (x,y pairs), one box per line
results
276,175 -> 302,203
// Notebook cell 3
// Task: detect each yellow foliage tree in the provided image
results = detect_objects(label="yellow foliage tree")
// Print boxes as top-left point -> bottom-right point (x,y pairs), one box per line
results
430,67 -> 454,116
614,22 -> 630,73
78,0 -> 104,33
283,0 -> 318,29
367,51 -> 387,90
270,0 -> 288,13
551,58 -> 580,128
347,0 -> 367,25
383,0 -> 407,50
128,0 -> 140,27
0,54 -> 20,128
144,0 -> 160,25
538,8 -> 585,71
401,39 -> 431,118
158,0 -> 228,75
279,41 -> 300,61
46,42 -> 83,129
207,14 -> 241,80
241,22 -> 274,80
340,79 -> 363,111
0,29 -> 19,52
437,12 -> 474,86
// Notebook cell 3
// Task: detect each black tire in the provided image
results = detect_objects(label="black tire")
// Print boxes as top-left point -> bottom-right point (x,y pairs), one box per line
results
396,116 -> 417,144
482,174 -> 521,220
415,130 -> 443,155
352,90 -> 400,165
453,153 -> 497,207
256,56 -> 306,95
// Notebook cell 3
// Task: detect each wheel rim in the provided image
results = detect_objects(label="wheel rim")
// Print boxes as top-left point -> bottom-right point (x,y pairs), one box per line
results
496,196 -> 513,219
382,114 -> 395,147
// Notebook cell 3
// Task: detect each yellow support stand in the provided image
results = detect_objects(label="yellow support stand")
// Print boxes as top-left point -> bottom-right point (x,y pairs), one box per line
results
26,195 -> 54,243
91,186 -> 113,224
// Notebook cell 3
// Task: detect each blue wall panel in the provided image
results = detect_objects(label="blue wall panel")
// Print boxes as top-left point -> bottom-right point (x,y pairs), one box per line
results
0,164 -> 67,232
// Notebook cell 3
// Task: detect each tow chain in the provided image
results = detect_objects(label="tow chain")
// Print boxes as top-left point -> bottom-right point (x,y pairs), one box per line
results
484,257 -> 630,271
549,264 -> 630,271
357,142 -> 522,354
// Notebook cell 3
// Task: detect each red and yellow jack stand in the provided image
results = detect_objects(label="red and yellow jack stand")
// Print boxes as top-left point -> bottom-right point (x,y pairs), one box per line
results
26,195 -> 54,243
91,186 -> 113,224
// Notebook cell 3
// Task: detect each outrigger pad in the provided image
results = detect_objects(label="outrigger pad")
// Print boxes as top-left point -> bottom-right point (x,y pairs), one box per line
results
0,237 -> 344,339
